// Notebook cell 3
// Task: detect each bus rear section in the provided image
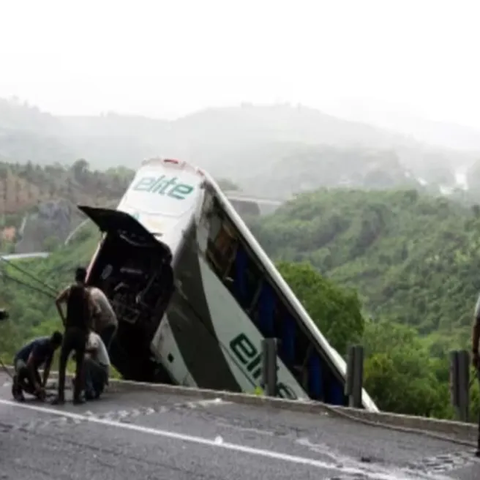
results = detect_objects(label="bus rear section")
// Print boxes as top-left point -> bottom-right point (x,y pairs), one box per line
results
82,158 -> 206,382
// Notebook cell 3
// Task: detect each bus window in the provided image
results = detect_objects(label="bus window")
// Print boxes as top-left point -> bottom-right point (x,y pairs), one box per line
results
254,281 -> 275,337
243,257 -> 263,310
231,248 -> 263,311
308,353 -> 324,401
293,320 -> 310,369
206,217 -> 238,279
268,291 -> 316,393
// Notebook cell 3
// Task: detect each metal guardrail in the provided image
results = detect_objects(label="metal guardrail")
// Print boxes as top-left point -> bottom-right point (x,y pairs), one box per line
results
225,193 -> 285,206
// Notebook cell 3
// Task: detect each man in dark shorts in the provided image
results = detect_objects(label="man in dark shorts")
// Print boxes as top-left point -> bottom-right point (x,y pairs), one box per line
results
12,331 -> 63,401
51,267 -> 96,405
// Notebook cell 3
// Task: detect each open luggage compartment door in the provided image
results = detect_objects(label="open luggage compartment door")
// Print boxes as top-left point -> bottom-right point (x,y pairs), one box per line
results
77,205 -> 172,255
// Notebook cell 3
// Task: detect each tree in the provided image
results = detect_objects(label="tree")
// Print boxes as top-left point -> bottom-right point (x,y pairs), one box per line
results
43,235 -> 60,252
66,178 -> 75,202
71,158 -> 89,183
362,320 -> 451,418
277,261 -> 365,355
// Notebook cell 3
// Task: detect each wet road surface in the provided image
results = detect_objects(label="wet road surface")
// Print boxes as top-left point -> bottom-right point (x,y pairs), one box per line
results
0,372 -> 479,479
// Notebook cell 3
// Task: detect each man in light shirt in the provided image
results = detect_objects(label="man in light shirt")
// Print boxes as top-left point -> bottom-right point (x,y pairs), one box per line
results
88,286 -> 118,352
83,330 -> 110,400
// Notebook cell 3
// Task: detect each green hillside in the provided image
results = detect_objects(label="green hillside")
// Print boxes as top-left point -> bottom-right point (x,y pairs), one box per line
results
0,222 -> 99,356
250,188 -> 480,340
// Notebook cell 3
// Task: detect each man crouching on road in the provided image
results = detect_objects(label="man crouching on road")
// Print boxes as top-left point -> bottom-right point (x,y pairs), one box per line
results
83,330 -> 110,400
12,331 -> 63,402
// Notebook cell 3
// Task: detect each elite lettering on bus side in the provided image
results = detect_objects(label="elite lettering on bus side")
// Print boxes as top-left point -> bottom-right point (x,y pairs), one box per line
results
133,175 -> 194,200
229,333 -> 298,400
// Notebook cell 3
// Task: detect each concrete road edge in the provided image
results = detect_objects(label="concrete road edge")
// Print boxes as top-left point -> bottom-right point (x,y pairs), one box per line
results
2,364 -> 476,441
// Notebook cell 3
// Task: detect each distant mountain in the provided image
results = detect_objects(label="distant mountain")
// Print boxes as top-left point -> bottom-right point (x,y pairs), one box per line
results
327,101 -> 480,154
169,103 -> 422,148
53,104 -> 434,173
379,114 -> 480,152
0,97 -> 476,197
0,99 -> 425,164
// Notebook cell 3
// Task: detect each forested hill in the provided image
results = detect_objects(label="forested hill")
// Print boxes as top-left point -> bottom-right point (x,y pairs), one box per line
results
250,188 -> 480,341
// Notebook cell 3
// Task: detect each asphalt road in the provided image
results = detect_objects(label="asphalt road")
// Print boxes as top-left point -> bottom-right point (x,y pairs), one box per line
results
0,372 -> 479,480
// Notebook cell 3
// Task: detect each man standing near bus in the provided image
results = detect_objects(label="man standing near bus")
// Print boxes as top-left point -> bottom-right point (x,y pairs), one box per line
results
51,267 -> 95,405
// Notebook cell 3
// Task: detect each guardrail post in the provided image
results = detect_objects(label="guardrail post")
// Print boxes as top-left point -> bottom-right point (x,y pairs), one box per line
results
345,345 -> 364,408
450,350 -> 470,422
261,338 -> 277,397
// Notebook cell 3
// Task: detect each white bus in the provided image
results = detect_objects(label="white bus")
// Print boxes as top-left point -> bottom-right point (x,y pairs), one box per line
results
81,157 -> 378,411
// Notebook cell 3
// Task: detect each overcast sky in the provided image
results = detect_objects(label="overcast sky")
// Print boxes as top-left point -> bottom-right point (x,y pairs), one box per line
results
1,0 -> 479,127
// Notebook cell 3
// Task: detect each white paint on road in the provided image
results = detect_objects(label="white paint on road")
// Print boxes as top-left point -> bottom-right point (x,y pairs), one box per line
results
0,398 -> 448,479
184,398 -> 230,408
80,398 -> 231,423
216,421 -> 275,437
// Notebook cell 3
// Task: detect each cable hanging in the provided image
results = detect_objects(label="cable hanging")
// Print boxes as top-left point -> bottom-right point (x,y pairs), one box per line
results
0,257 -> 57,294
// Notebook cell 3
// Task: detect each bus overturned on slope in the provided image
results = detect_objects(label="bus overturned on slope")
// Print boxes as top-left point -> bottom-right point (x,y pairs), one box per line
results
80,157 -> 378,411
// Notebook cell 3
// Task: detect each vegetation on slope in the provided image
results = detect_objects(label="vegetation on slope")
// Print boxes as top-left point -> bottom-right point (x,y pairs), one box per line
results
245,187 -> 480,418
0,221 -> 99,350
0,157 -> 242,256
0,221 -> 105,374
275,256 -> 471,419
0,159 -> 133,217
0,159 -> 134,254
250,188 -> 480,339
277,261 -> 364,355
0,158 -> 240,231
